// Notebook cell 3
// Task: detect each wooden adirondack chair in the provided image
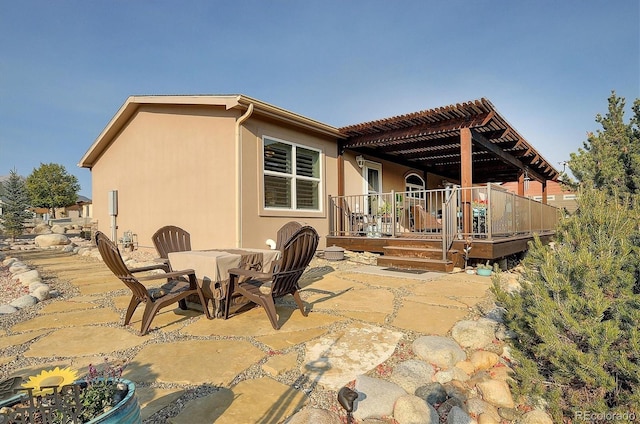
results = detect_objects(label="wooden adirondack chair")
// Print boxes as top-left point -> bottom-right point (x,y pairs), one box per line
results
95,231 -> 211,335
225,225 -> 319,330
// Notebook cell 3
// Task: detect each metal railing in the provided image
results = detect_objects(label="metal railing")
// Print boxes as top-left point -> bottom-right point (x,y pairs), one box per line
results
328,184 -> 559,243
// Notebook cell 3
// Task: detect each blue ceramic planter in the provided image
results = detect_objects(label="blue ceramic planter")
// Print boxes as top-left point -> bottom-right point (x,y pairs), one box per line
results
86,379 -> 141,424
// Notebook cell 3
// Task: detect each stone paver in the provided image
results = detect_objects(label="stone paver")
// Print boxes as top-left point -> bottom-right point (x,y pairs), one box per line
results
38,300 -> 97,314
181,306 -> 342,338
302,322 -> 403,390
10,308 -> 121,332
169,377 -> 307,424
124,339 -> 265,386
24,326 -> 146,357
137,387 -> 185,421
262,351 -> 300,376
392,301 -> 469,335
0,329 -> 49,350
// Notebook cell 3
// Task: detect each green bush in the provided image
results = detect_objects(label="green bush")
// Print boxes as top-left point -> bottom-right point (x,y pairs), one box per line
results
493,188 -> 640,420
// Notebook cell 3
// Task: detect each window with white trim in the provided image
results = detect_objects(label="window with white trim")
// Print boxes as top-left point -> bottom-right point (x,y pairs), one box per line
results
405,173 -> 425,199
563,194 -> 577,200
263,137 -> 321,211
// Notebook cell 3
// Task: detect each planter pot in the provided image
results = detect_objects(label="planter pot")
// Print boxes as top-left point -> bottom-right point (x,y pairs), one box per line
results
0,379 -> 140,424
476,268 -> 493,277
86,379 -> 141,424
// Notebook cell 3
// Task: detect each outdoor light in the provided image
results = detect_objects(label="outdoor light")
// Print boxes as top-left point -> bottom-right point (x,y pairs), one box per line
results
356,155 -> 365,168
338,386 -> 358,424
523,167 -> 530,191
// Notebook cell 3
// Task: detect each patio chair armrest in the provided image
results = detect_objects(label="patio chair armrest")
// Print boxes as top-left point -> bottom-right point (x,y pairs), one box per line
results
228,267 -> 273,281
130,263 -> 170,273
138,269 -> 196,282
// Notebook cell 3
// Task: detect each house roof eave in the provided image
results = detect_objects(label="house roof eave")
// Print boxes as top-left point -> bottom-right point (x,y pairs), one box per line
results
78,94 -> 344,169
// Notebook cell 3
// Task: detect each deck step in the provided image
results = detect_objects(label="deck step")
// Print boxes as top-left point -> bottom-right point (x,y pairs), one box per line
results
383,245 -> 458,260
377,255 -> 454,273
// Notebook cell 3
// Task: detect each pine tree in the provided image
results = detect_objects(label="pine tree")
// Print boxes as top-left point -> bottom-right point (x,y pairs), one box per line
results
0,169 -> 33,240
494,92 -> 640,420
494,189 -> 640,419
568,91 -> 640,196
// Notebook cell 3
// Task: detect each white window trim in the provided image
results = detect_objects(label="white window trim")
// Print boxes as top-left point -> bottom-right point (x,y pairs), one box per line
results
262,136 -> 323,213
563,194 -> 577,200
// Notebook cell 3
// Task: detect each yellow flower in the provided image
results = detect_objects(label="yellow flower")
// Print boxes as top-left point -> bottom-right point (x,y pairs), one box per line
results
21,366 -> 79,395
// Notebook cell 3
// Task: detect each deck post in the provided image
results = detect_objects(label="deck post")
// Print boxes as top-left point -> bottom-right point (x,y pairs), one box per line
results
460,128 -> 473,235
391,190 -> 396,237
486,184 -> 492,240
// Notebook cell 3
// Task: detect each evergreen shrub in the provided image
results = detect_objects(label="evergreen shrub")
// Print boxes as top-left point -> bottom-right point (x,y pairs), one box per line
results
493,189 -> 640,420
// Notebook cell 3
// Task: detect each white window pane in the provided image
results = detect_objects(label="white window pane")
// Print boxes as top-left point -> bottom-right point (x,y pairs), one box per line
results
296,180 -> 319,209
296,148 -> 319,178
265,175 -> 291,208
264,140 -> 292,174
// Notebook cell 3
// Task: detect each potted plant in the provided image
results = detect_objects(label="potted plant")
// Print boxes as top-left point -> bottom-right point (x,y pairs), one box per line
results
0,359 -> 140,423
476,261 -> 493,276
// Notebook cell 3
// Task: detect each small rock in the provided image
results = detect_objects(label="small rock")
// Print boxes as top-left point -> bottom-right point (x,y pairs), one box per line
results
389,360 -> 435,394
465,397 -> 501,422
477,412 -> 500,424
15,269 -> 40,285
484,306 -> 506,323
0,304 -> 19,314
10,294 -> 38,309
455,360 -> 475,375
434,367 -> 470,384
32,285 -> 50,301
393,394 -> 439,424
285,407 -> 342,424
436,397 -> 465,420
412,336 -> 466,369
2,257 -> 18,266
415,382 -> 448,406
353,375 -> 406,421
447,406 -> 473,424
477,380 -> 515,408
470,351 -> 500,371
51,225 -> 67,234
9,262 -> 29,274
451,319 -> 498,350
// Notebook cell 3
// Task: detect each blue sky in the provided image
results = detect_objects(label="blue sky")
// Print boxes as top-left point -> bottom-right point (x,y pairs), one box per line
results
1,0 -> 638,197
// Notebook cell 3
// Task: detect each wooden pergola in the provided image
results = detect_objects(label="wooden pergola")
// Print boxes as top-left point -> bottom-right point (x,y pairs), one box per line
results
337,98 -> 560,198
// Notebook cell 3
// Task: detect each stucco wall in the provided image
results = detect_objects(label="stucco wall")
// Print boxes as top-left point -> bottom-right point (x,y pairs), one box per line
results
342,152 -> 423,195
91,104 -> 237,250
90,103 -> 341,252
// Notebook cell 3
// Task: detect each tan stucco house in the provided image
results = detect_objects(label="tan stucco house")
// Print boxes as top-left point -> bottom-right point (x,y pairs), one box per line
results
80,95 -> 559,270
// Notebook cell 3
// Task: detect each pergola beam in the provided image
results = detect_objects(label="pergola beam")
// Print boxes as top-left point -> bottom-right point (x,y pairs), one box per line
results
470,129 -> 546,183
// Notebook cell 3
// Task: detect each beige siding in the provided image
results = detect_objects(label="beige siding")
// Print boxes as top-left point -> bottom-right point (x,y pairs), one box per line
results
92,104 -> 238,251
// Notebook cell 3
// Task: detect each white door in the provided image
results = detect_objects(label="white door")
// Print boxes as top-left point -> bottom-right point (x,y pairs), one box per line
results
363,161 -> 382,214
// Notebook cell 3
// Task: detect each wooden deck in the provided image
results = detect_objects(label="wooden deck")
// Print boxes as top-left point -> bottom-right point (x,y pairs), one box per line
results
326,232 -> 555,272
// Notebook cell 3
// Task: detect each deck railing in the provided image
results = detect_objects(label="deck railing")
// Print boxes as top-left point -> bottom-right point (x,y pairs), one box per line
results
328,184 -> 559,242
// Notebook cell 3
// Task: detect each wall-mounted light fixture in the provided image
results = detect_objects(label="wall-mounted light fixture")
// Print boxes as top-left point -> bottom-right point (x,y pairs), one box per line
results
356,155 -> 365,168
523,167 -> 530,191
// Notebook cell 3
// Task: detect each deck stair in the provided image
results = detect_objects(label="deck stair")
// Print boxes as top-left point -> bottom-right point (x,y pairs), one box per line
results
377,245 -> 459,273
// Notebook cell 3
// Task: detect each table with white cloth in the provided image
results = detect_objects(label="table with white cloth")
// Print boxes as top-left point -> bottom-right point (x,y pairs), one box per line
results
168,248 -> 281,317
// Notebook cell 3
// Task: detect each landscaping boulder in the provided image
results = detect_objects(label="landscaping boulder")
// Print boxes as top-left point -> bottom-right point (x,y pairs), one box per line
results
35,234 -> 71,247
412,336 -> 466,369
